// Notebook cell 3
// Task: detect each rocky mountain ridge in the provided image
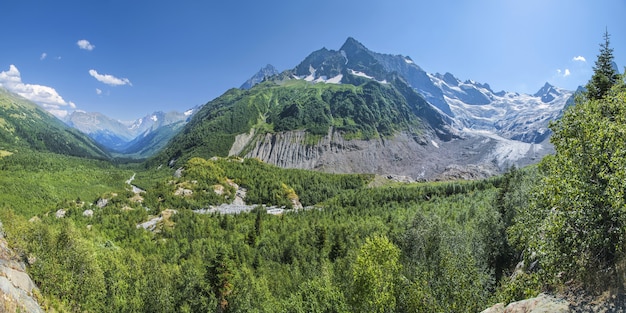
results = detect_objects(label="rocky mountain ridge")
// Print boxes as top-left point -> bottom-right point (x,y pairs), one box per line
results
207,38 -> 570,179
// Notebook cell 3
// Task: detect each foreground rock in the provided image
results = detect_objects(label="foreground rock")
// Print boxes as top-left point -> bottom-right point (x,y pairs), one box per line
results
0,222 -> 44,313
482,291 -> 626,313
482,293 -> 569,313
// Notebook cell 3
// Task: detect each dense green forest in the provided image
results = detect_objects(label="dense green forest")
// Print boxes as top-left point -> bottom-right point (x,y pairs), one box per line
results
1,151 -> 530,312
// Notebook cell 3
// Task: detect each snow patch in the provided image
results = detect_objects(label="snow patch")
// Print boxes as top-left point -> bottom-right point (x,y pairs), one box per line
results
150,115 -> 158,122
340,50 -> 348,64
325,74 -> 343,84
404,58 -> 414,64
349,69 -> 373,79
348,69 -> 387,84
129,118 -> 143,130
304,65 -> 316,82
431,140 -> 439,148
184,109 -> 194,116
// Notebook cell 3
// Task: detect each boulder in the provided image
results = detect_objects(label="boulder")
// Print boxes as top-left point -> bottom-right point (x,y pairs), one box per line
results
55,209 -> 66,218
481,293 -> 569,313
96,198 -> 109,208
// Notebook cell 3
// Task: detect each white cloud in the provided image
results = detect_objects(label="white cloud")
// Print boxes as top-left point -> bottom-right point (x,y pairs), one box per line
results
47,108 -> 70,118
573,56 -> 586,62
40,52 -> 47,60
89,69 -> 132,86
96,88 -> 102,95
76,39 -> 96,51
77,39 -> 95,51
0,64 -> 74,117
556,68 -> 571,77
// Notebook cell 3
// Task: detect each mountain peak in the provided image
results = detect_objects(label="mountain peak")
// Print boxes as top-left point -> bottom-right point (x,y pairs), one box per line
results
441,72 -> 460,86
240,64 -> 279,90
533,82 -> 555,96
534,82 -> 561,103
340,37 -> 368,53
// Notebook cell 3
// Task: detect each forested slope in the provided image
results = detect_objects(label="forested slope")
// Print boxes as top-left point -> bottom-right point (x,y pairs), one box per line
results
0,88 -> 111,159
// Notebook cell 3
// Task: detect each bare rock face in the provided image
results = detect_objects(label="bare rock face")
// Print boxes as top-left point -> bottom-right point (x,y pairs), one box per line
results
234,129 -> 552,180
0,222 -> 44,313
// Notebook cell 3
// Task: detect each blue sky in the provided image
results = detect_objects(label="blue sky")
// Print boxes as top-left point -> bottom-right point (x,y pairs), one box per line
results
0,0 -> 624,120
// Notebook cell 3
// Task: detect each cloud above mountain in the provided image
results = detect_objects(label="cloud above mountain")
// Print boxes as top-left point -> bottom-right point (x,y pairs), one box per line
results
77,39 -> 95,51
0,64 -> 74,117
572,56 -> 586,62
89,69 -> 132,86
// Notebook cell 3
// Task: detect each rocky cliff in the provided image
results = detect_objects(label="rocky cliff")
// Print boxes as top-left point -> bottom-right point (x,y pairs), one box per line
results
232,127 -> 547,180
0,222 -> 44,313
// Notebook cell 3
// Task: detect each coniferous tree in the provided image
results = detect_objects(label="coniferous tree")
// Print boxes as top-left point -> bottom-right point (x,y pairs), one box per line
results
586,29 -> 619,100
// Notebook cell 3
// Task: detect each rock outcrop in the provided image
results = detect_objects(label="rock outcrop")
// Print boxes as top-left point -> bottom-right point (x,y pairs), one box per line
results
482,293 -> 569,312
0,222 -> 44,313
482,291 -> 626,313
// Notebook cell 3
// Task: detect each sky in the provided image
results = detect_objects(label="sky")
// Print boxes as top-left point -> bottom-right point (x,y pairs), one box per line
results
0,0 -> 624,120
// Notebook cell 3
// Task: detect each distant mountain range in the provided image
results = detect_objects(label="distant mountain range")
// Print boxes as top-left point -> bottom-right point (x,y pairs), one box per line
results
151,37 -> 573,179
64,107 -> 198,158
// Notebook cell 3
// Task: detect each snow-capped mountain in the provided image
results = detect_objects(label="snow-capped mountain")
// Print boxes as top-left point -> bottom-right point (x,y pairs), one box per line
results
225,37 -> 576,177
125,110 -> 196,136
285,37 -> 572,146
65,111 -> 135,150
65,107 -> 199,157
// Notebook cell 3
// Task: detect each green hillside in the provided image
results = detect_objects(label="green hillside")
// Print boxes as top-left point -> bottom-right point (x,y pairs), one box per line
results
0,88 -> 111,159
153,78 -> 451,167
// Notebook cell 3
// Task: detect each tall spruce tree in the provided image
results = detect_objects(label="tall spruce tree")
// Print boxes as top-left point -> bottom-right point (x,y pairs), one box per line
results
586,29 -> 619,100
